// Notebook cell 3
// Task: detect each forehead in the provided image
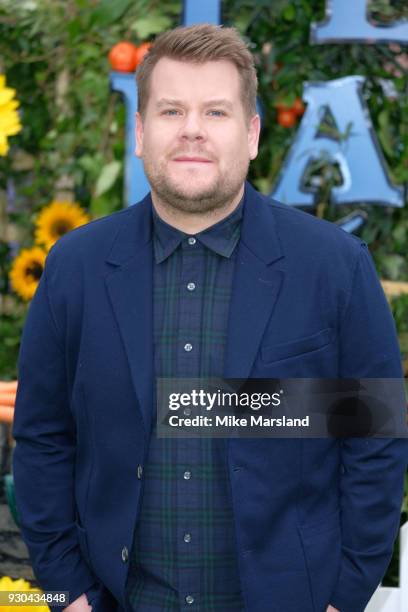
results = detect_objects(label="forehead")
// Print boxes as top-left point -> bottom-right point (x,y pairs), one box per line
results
148,57 -> 241,103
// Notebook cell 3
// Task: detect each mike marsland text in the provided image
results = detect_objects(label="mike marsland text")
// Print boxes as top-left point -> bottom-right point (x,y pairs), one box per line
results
167,415 -> 310,428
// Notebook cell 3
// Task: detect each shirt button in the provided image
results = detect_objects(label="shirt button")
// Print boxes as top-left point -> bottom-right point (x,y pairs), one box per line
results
183,407 -> 191,416
185,595 -> 194,604
188,237 -> 196,245
183,470 -> 191,480
183,533 -> 192,543
184,343 -> 193,352
137,465 -> 143,479
121,546 -> 129,563
187,282 -> 196,291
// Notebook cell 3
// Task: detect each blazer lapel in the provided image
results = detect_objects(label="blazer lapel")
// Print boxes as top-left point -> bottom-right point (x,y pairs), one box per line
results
224,182 -> 285,378
104,195 -> 154,436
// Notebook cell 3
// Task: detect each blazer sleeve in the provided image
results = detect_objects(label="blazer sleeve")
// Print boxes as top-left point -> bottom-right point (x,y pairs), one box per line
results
12,251 -> 101,611
329,242 -> 408,611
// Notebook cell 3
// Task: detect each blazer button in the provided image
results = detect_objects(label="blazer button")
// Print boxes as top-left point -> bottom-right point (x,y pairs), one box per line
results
121,546 -> 129,563
137,465 -> 143,479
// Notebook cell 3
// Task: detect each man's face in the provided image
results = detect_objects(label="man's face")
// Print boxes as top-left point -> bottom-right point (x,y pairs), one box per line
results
135,57 -> 260,214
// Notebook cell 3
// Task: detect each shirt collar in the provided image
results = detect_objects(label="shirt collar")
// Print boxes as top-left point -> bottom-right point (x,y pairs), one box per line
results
152,192 -> 245,264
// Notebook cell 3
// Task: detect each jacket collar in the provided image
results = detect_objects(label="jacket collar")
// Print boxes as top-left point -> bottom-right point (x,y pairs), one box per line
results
151,193 -> 244,263
105,181 -> 284,267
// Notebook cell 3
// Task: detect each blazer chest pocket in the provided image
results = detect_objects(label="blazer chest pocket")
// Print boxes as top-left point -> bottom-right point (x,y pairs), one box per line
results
261,328 -> 333,363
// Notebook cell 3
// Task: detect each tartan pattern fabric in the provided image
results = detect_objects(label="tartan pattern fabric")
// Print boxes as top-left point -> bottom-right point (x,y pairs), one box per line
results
125,197 -> 246,611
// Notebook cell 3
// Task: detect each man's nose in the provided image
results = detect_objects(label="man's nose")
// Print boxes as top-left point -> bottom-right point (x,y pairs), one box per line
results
179,112 -> 206,141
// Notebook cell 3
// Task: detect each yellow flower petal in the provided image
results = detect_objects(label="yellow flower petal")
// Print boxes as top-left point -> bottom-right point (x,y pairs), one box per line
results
4,99 -> 19,111
0,74 -> 22,155
9,247 -> 47,301
0,139 -> 9,156
34,200 -> 91,251
5,122 -> 22,136
0,88 -> 17,105
0,101 -> 20,114
0,110 -> 21,127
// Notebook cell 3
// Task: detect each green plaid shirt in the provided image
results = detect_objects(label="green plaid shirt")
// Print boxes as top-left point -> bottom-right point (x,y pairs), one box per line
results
125,195 -> 246,611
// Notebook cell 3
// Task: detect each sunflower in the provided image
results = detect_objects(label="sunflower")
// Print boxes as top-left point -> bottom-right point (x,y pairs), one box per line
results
34,200 -> 90,251
9,247 -> 46,301
0,575 -> 50,611
0,74 -> 22,156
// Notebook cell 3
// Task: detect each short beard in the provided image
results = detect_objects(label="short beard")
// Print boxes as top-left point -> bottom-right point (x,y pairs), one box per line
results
143,157 -> 249,216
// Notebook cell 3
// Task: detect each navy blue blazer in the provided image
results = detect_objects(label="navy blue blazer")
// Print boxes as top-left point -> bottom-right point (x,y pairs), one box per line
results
13,182 -> 408,612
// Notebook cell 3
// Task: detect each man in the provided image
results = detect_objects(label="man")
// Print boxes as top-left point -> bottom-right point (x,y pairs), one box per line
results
13,23 -> 407,612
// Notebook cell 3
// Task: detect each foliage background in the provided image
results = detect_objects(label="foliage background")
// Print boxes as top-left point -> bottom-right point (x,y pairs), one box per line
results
0,0 -> 407,586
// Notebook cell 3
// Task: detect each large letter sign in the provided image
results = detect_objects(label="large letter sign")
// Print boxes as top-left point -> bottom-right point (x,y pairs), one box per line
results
311,0 -> 408,45
183,0 -> 221,25
110,73 -> 150,207
110,0 -> 405,218
271,76 -> 403,208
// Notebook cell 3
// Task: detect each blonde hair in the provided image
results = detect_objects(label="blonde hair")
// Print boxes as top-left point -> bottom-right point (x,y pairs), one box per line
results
136,23 -> 258,122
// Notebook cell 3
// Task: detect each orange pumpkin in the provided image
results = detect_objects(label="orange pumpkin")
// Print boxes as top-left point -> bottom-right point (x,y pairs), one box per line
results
292,97 -> 305,116
135,42 -> 152,68
277,109 -> 297,128
108,42 -> 139,72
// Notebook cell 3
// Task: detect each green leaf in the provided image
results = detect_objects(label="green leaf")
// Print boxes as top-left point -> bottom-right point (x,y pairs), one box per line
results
90,193 -> 118,218
399,332 -> 408,353
78,154 -> 101,177
67,18 -> 81,41
282,5 -> 296,21
252,177 -> 273,194
130,14 -> 172,39
91,0 -> 133,28
341,121 -> 354,143
381,254 -> 406,281
233,14 -> 250,34
377,110 -> 394,157
392,223 -> 407,244
94,161 -> 122,198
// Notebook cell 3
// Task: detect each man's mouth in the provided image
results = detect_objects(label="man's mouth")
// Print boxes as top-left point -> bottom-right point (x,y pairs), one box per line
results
172,156 -> 213,163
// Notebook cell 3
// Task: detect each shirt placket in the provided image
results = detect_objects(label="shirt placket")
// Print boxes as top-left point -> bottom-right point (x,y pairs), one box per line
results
175,235 -> 205,610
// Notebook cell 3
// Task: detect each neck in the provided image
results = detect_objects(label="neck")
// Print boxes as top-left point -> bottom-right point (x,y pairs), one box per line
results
151,184 -> 244,234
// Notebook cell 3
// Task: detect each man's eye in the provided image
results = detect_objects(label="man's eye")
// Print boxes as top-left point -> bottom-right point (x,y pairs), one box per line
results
162,109 -> 180,116
208,110 -> 226,117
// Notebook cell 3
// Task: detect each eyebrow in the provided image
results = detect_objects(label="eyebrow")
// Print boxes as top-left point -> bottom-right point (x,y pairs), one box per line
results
156,98 -> 234,110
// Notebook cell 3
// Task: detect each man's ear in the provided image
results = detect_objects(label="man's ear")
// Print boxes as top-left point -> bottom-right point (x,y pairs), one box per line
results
135,111 -> 144,158
248,113 -> 261,161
